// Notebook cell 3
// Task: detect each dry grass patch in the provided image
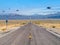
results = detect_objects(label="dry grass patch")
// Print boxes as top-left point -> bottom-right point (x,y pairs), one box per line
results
32,20 -> 60,34
0,20 -> 29,32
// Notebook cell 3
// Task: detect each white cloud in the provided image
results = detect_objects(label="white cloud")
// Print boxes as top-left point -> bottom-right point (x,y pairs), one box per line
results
19,8 -> 60,15
0,8 -> 60,15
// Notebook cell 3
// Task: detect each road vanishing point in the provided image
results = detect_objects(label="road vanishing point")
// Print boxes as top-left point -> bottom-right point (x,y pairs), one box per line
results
0,23 -> 60,45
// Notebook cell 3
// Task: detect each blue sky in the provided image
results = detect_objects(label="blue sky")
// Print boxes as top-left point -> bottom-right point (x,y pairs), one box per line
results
0,0 -> 60,15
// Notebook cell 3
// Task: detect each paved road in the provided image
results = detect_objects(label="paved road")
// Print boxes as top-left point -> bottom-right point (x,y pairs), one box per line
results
0,23 -> 60,45
31,24 -> 60,45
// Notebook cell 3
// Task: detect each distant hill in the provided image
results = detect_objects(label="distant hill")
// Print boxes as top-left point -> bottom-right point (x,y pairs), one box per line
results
47,12 -> 60,19
0,12 -> 60,20
0,14 -> 30,20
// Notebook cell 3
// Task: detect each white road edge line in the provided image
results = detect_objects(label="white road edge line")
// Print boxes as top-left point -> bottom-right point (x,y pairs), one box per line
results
46,28 -> 60,38
0,27 -> 20,38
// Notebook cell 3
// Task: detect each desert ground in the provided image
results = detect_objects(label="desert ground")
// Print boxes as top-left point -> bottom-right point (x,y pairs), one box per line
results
0,20 -> 29,32
0,19 -> 60,34
32,19 -> 60,34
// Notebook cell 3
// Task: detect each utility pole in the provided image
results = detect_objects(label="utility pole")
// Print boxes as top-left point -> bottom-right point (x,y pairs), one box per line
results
30,16 -> 31,23
6,20 -> 8,30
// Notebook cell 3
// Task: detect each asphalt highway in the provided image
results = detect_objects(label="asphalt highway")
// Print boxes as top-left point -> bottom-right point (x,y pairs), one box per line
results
0,23 -> 60,45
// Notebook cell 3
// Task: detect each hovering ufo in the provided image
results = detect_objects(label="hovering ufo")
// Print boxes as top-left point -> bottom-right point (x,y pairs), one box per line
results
2,10 -> 5,12
16,9 -> 19,11
47,7 -> 51,9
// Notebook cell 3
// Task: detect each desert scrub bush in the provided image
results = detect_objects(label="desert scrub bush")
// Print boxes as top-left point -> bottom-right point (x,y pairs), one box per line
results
52,26 -> 55,28
2,28 -> 6,31
22,23 -> 26,24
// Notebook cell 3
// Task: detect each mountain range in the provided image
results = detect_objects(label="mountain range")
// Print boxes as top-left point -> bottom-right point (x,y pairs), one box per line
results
0,12 -> 60,20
